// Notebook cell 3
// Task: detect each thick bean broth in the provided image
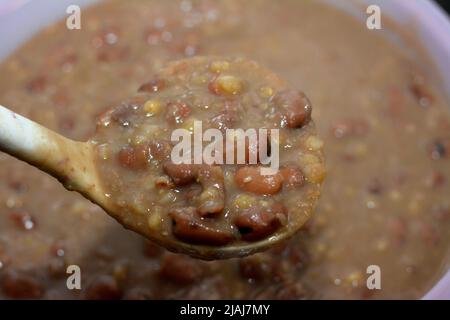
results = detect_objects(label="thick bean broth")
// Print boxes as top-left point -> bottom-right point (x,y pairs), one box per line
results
91,56 -> 324,253
0,0 -> 449,299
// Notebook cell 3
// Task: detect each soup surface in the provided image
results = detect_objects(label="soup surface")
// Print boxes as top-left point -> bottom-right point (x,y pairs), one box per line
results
0,0 -> 449,299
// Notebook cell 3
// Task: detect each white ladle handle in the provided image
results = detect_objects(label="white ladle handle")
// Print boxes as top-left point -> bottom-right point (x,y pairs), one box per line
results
0,104 -> 80,177
0,104 -> 100,196
0,105 -> 63,166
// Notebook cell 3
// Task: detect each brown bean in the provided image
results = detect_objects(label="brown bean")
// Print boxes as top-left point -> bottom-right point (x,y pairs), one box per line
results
138,78 -> 167,93
1,270 -> 44,299
272,90 -> 312,128
225,131 -> 270,164
7,178 -> 27,193
91,28 -> 120,48
429,139 -> 450,160
85,275 -> 122,300
163,162 -> 197,186
49,240 -> 66,257
280,165 -> 304,189
159,254 -> 203,285
144,28 -> 164,45
164,163 -> 225,216
420,222 -> 439,246
51,90 -> 71,108
208,77 -> 223,96
155,175 -> 175,189
108,103 -> 134,127
170,207 -> 234,246
387,217 -> 407,245
234,204 -> 287,241
26,75 -> 47,93
126,95 -> 148,108
210,111 -> 236,133
117,144 -> 149,170
425,171 -> 446,188
148,140 -> 172,161
211,100 -> 239,132
410,82 -> 434,107
235,166 -> 283,195
166,101 -> 192,124
58,115 -> 75,133
366,178 -> 383,195
183,185 -> 202,202
9,210 -> 36,231
196,166 -> 225,216
387,87 -> 405,119
96,46 -> 129,63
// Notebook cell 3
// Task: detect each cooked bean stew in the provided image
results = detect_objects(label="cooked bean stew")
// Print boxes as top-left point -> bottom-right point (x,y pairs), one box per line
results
0,0 -> 449,299
91,56 -> 324,249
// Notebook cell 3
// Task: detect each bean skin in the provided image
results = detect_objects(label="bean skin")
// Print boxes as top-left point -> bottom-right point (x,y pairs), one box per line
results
209,100 -> 239,133
235,166 -> 283,195
409,82 -> 434,107
234,204 -> 287,241
196,166 -> 225,216
163,162 -> 197,186
96,46 -> 129,63
272,89 -> 312,128
429,139 -> 450,160
26,75 -> 47,93
138,78 -> 166,93
166,101 -> 192,124
109,103 -> 134,127
118,140 -> 171,171
9,210 -> 36,231
210,110 -> 236,133
280,165 -> 305,189
117,144 -> 149,170
170,207 -> 234,246
163,163 -> 225,216
148,140 -> 172,161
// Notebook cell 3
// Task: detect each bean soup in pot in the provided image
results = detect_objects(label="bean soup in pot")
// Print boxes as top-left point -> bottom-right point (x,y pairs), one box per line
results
0,0 -> 449,299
